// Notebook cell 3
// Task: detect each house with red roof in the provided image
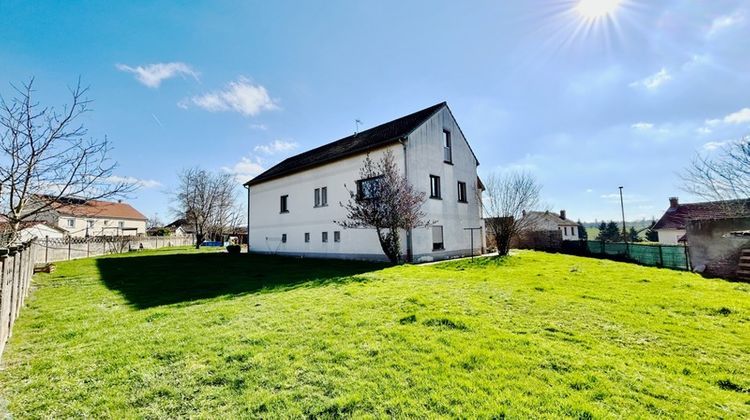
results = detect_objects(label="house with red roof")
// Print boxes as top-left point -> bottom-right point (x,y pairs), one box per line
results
653,197 -> 750,245
28,195 -> 148,237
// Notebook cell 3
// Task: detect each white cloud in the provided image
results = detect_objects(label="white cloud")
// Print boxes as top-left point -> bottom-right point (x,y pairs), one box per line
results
585,189 -> 593,193
249,123 -> 268,131
629,68 -> 672,90
707,12 -> 744,37
723,107 -> 750,124
116,62 -> 198,88
106,176 -> 162,189
631,122 -> 654,130
600,193 -> 649,205
704,107 -> 750,128
222,156 -> 265,182
253,140 -> 298,155
702,141 -> 729,151
181,77 -> 278,116
696,126 -> 712,135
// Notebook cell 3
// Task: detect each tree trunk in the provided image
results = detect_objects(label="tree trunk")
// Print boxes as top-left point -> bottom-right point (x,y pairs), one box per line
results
195,232 -> 204,249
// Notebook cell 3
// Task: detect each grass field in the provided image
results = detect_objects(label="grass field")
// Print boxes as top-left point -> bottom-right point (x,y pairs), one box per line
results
1,247 -> 749,418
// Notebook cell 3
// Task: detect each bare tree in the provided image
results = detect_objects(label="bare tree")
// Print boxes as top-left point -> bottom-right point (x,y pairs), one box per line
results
682,136 -> 750,204
147,213 -> 163,229
174,167 -> 239,248
0,78 -> 133,245
481,171 -> 541,256
336,150 -> 432,264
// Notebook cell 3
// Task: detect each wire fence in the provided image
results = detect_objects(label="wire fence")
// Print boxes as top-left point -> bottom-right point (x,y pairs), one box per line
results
0,241 -> 35,360
36,235 -> 195,264
561,240 -> 691,271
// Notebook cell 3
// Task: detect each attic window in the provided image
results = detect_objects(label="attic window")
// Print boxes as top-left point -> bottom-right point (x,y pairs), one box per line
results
443,129 -> 452,163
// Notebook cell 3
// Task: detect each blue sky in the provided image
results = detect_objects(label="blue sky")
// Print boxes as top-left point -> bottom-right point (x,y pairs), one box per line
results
2,0 -> 749,223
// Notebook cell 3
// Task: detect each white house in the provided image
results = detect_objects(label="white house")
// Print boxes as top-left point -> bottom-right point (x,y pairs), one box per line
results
243,102 -> 485,262
521,210 -> 580,240
29,195 -> 148,238
17,222 -> 67,241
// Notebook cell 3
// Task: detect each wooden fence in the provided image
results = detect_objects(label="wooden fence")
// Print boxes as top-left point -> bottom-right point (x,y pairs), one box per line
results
0,241 -> 36,359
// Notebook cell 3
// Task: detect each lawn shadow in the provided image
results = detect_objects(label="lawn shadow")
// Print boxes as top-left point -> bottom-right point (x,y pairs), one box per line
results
96,252 -> 388,309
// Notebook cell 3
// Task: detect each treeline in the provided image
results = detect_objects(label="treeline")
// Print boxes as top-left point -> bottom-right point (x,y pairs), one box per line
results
594,221 -> 658,242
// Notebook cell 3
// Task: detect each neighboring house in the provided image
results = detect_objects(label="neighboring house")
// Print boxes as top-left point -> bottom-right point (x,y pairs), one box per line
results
653,197 -> 750,245
164,218 -> 195,237
243,102 -> 485,262
28,195 -> 148,237
520,210 -> 580,240
0,221 -> 67,242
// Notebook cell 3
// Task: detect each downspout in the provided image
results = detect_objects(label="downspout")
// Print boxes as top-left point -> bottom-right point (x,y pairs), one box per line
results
244,184 -> 250,254
399,137 -> 413,263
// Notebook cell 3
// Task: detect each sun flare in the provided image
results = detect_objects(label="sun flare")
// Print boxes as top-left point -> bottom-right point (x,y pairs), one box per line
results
576,0 -> 623,20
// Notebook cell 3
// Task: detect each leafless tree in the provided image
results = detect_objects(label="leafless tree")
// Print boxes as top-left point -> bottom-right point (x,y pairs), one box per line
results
0,78 -> 133,245
147,213 -> 163,229
682,136 -> 750,205
174,167 -> 239,248
481,171 -> 541,256
336,150 -> 432,264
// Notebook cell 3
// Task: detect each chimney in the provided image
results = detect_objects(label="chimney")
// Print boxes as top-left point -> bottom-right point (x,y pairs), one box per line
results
118,199 -> 123,203
522,210 -> 527,217
669,197 -> 679,208
560,210 -> 566,220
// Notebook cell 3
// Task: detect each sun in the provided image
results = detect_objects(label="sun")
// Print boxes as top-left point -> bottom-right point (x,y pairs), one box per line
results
575,0 -> 623,20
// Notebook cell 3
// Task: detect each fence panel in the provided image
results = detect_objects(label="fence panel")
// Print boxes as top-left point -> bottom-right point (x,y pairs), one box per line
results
0,242 -> 36,360
34,235 -> 194,265
570,240 -> 689,271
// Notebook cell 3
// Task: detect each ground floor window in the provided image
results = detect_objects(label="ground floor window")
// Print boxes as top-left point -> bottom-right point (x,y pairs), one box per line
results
281,234 -> 287,243
432,225 -> 444,251
334,231 -> 341,242
322,232 -> 328,243
304,232 -> 310,243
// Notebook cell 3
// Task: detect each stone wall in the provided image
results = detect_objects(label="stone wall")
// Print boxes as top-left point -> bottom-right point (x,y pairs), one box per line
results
686,217 -> 750,279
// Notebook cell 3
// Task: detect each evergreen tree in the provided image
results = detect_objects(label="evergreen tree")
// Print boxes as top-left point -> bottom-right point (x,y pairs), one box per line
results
595,221 -> 607,240
604,221 -> 621,242
645,219 -> 659,242
628,226 -> 641,242
577,220 -> 588,240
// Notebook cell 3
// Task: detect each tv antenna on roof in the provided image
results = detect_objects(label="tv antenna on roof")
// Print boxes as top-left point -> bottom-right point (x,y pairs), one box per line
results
354,119 -> 363,135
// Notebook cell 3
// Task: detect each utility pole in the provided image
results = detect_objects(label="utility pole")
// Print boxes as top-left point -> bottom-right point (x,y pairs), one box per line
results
619,186 -> 629,254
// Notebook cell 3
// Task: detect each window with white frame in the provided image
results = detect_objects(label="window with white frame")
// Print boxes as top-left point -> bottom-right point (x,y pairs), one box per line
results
314,187 -> 328,207
322,232 -> 328,243
334,231 -> 340,242
457,181 -> 467,203
66,219 -> 75,228
443,129 -> 452,163
430,175 -> 441,199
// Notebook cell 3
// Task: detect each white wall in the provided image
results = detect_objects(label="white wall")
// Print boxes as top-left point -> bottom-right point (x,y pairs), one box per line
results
248,144 -> 407,260
18,224 -> 65,242
404,107 -> 485,260
56,216 -> 147,237
560,225 -> 579,240
657,228 -> 685,245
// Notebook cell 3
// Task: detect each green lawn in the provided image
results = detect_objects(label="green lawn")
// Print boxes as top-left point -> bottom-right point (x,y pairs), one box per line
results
1,247 -> 749,418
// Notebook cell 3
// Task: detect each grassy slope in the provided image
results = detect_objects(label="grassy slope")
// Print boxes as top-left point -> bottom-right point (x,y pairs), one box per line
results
1,247 -> 749,418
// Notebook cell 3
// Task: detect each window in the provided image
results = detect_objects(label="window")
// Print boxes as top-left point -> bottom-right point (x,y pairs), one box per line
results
430,175 -> 441,199
304,232 -> 310,243
118,221 -> 124,229
564,226 -> 568,236
282,234 -> 287,243
87,220 -> 95,229
314,187 -> 328,207
66,219 -> 75,228
280,195 -> 289,213
356,176 -> 383,200
457,181 -> 467,203
334,231 -> 341,242
443,129 -> 452,163
322,232 -> 328,243
432,225 -> 444,251
104,220 -> 110,226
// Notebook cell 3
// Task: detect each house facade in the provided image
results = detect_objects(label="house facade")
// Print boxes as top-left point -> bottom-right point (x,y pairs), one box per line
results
521,210 -> 580,240
244,102 -> 485,262
653,197 -> 750,245
29,195 -> 148,238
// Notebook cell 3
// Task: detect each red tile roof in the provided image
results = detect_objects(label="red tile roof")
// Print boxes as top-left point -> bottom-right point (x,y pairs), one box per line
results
653,199 -> 750,230
37,196 -> 148,221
